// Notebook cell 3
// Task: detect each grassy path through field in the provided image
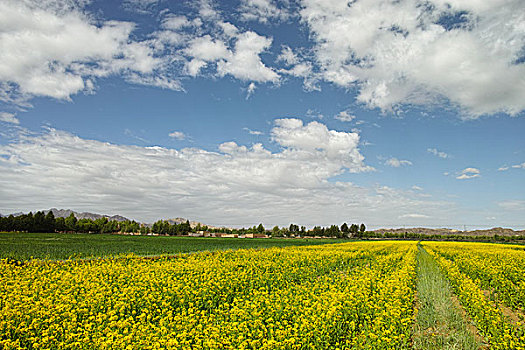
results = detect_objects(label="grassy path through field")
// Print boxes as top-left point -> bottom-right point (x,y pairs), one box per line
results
413,244 -> 484,350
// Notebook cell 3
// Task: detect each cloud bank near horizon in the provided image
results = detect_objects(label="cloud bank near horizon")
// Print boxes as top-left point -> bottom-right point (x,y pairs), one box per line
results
0,119 -> 455,227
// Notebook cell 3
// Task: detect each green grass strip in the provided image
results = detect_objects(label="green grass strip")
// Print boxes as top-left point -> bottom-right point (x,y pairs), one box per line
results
413,244 -> 483,350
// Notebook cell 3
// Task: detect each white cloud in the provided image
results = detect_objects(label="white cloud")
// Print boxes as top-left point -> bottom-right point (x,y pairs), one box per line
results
498,166 -> 509,171
277,46 -> 299,66
270,118 -> 374,173
0,122 -> 456,227
185,59 -> 207,77
197,0 -> 220,20
239,0 -> 290,24
161,15 -> 191,30
0,112 -> 19,125
385,157 -> 412,167
305,109 -> 323,119
277,46 -> 320,91
300,0 -> 525,117
334,111 -> 356,122
216,31 -> 279,83
168,131 -> 186,140
411,185 -> 423,191
184,35 -> 230,62
246,82 -> 257,99
511,162 -> 525,169
427,148 -> 450,159
399,213 -> 430,219
243,127 -> 263,135
498,200 -> 525,212
0,0 -> 180,103
126,74 -> 183,91
183,26 -> 279,83
218,22 -> 239,38
456,167 -> 480,179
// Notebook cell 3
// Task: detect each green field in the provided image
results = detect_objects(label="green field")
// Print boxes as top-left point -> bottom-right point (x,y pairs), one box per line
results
0,232 -> 344,260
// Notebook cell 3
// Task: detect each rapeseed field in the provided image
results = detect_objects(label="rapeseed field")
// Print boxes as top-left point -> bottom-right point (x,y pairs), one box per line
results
2,240 -> 525,349
1,242 -> 416,349
424,242 -> 525,349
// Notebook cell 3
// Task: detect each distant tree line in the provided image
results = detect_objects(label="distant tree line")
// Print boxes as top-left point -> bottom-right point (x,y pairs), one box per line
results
270,223 -> 366,238
0,211 -> 149,234
6,213 -> 520,243
0,212 -> 368,238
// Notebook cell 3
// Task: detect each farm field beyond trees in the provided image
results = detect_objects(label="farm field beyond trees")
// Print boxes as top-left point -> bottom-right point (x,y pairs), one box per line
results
2,240 -> 525,349
0,232 -> 344,260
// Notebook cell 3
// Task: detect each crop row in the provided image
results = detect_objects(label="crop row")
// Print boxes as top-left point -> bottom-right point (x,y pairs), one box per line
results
0,241 -> 417,350
424,242 -> 525,350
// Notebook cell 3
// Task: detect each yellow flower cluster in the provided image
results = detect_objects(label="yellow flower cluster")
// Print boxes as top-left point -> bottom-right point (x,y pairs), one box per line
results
0,241 -> 417,349
427,242 -> 525,310
424,242 -> 525,350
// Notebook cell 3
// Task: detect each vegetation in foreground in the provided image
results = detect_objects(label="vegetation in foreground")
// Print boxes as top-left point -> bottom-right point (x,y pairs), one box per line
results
2,240 -> 525,349
0,241 -> 417,349
413,245 -> 481,350
424,242 -> 525,349
0,232 -> 345,260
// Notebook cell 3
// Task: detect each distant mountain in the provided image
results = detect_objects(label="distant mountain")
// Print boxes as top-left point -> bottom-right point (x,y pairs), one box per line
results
0,212 -> 24,217
1,209 -> 224,228
373,227 -> 525,236
44,208 -> 131,222
3,208 -> 131,222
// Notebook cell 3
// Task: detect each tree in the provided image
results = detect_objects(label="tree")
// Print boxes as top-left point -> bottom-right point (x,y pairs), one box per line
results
55,217 -> 66,232
312,226 -> 323,237
257,223 -> 265,233
44,211 -> 55,232
360,223 -> 366,233
341,223 -> 349,234
65,213 -> 77,232
33,211 -> 45,232
289,224 -> 299,235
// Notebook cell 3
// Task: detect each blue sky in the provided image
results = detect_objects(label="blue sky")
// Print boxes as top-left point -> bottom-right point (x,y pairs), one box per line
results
0,0 -> 524,229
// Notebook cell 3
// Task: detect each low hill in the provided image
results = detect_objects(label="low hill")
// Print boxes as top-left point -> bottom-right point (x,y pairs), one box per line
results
373,227 -> 525,236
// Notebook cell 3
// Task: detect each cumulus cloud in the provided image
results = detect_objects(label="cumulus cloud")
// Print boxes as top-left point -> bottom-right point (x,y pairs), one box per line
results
182,26 -> 279,83
168,131 -> 186,140
161,15 -> 191,30
334,111 -> 356,122
300,0 -> 525,117
0,120 -> 457,227
184,35 -> 230,62
511,162 -> 525,169
456,167 -> 480,179
427,148 -> 450,159
239,0 -> 290,24
0,112 -> 19,125
216,31 -> 279,82
0,0 -> 181,104
243,127 -> 263,135
246,82 -> 257,99
385,157 -> 412,167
